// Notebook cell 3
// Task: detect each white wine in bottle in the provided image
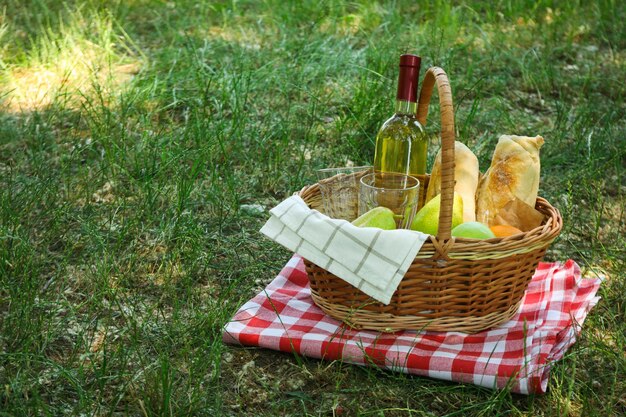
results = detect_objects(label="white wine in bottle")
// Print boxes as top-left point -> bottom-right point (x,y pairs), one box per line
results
373,54 -> 427,176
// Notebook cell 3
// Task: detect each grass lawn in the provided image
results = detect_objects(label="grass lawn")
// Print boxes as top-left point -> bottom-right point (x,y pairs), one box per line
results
0,0 -> 624,415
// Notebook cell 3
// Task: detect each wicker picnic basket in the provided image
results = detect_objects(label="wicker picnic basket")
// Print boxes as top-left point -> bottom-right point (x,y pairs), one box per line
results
298,67 -> 563,333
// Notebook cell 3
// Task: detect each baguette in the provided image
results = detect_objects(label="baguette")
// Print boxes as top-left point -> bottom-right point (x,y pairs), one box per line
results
476,135 -> 544,226
426,141 -> 479,222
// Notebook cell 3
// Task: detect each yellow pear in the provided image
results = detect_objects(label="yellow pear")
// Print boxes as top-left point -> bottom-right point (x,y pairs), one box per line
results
352,207 -> 396,230
410,193 -> 463,236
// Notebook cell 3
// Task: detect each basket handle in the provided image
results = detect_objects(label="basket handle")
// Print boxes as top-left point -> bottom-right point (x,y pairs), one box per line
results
416,67 -> 456,240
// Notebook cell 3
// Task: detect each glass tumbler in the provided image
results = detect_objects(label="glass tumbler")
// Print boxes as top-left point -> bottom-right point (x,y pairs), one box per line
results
359,172 -> 420,229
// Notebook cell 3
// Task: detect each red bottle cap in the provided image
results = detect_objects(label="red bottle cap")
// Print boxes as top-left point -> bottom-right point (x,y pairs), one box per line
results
397,54 -> 421,103
399,54 -> 421,68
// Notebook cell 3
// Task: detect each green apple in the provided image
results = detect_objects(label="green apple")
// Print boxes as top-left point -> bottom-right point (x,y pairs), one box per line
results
410,193 -> 463,236
352,207 -> 396,230
451,221 -> 496,239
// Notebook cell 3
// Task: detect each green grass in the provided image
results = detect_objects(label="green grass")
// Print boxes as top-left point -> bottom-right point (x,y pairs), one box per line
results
0,0 -> 624,415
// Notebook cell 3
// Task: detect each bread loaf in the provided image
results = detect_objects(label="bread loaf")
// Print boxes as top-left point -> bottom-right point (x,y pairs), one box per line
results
426,141 -> 479,222
475,135 -> 544,226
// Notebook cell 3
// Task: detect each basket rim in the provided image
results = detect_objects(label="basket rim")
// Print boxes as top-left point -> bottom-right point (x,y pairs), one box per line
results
297,179 -> 562,258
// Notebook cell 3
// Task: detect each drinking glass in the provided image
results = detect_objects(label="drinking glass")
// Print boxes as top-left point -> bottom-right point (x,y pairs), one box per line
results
359,172 -> 420,229
316,166 -> 372,221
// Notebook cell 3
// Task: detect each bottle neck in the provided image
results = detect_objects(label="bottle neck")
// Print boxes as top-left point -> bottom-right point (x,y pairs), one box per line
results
396,59 -> 420,104
395,99 -> 417,116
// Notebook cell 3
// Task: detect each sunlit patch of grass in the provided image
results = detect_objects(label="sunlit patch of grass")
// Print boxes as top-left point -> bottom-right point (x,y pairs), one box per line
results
206,24 -> 265,51
317,2 -> 387,37
0,7 -> 141,112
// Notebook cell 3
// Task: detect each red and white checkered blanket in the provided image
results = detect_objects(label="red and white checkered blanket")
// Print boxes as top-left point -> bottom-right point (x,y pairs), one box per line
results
223,255 -> 602,394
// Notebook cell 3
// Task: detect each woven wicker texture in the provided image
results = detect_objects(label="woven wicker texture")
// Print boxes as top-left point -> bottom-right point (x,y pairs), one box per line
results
299,67 -> 562,333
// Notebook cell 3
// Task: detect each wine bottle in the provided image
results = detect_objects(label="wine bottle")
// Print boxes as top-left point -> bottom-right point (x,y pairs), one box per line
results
373,54 -> 427,176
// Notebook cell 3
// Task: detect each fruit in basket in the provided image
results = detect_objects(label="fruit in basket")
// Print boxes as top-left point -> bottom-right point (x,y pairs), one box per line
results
451,221 -> 496,239
410,193 -> 463,236
352,207 -> 396,230
490,224 -> 523,237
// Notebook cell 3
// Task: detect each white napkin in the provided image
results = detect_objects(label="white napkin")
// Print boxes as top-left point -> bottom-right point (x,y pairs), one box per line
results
260,195 -> 429,304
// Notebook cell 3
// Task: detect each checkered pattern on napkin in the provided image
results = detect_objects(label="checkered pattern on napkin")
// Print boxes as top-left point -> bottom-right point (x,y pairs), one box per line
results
223,255 -> 602,394
260,196 -> 429,305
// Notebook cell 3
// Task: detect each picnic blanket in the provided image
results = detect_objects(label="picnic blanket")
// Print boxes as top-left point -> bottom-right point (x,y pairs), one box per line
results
223,255 -> 602,394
